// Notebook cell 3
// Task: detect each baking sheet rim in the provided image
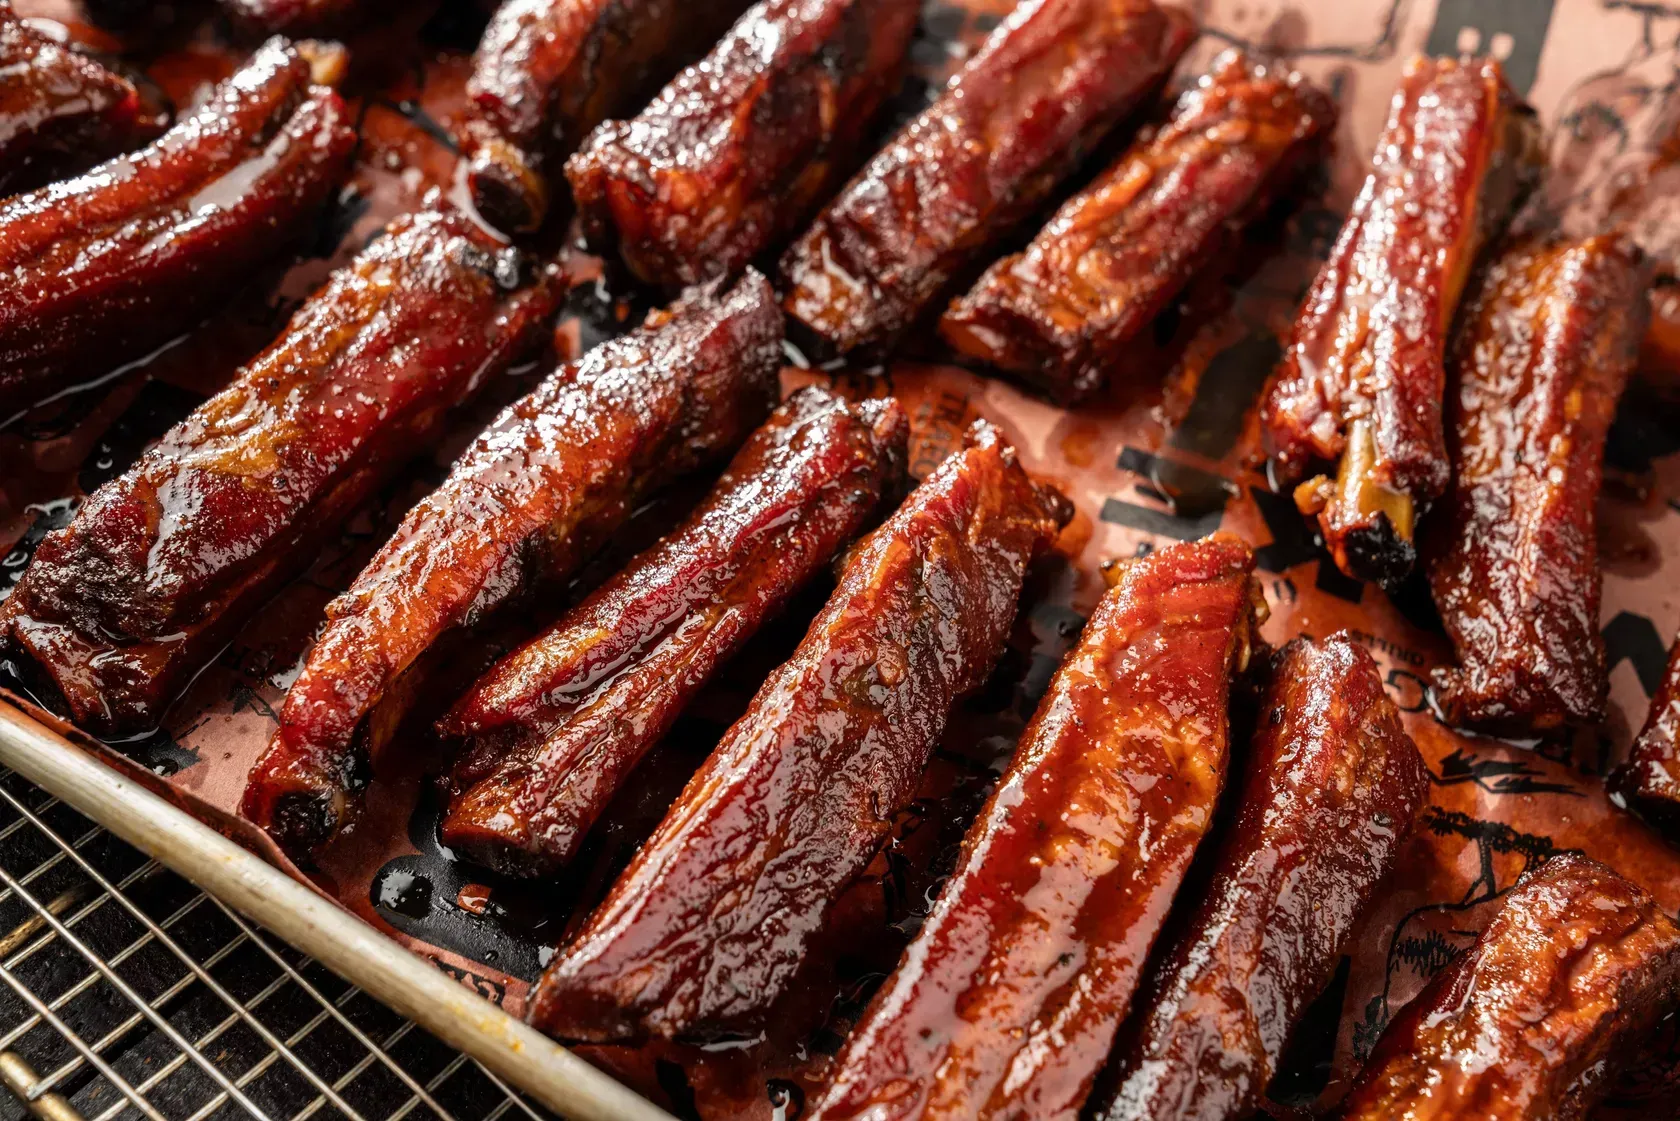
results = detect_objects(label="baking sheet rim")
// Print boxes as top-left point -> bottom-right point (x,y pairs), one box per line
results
0,702 -> 675,1121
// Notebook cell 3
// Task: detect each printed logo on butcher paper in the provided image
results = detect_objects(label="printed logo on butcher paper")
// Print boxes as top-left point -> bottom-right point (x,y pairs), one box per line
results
1550,1 -> 1680,265
1196,0 -> 1554,93
1354,809 -> 1563,1057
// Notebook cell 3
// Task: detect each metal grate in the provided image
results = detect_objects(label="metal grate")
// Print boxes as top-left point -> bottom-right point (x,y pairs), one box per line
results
0,768 -> 554,1121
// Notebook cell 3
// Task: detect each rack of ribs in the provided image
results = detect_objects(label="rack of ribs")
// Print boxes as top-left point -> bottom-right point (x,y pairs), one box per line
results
0,1 -> 167,195
438,385 -> 908,876
0,206 -> 561,739
1332,854 -> 1680,1120
567,0 -> 920,290
942,50 -> 1333,404
242,270 -> 782,860
1426,234 -> 1650,736
0,37 -> 356,419
526,420 -> 1070,1043
1095,633 -> 1428,1121
779,0 -> 1195,361
1260,56 -> 1543,590
459,0 -> 756,235
806,534 -> 1263,1121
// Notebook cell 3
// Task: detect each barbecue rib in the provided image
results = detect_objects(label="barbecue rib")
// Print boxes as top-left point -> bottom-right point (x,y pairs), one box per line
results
1261,56 -> 1543,589
0,1 -> 166,196
567,0 -> 919,290
0,37 -> 355,419
806,534 -> 1263,1121
244,271 -> 782,860
1096,633 -> 1428,1121
527,420 -> 1070,1043
1333,854 -> 1680,1120
1426,234 -> 1650,735
1612,635 -> 1680,843
779,0 -> 1195,360
0,208 -> 562,739
438,386 -> 909,876
942,50 -> 1333,403
461,0 -> 756,235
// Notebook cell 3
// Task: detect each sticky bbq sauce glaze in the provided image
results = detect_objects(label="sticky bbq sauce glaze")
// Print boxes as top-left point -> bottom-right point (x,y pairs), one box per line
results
0,4 -> 1078,1118
21,5 -> 1679,1120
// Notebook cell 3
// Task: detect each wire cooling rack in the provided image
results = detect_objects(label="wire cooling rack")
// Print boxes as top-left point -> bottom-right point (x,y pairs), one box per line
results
0,767 -> 553,1121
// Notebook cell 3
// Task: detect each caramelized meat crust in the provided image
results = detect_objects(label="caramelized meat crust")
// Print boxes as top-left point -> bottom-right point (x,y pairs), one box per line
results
0,1 -> 165,195
526,421 -> 1070,1043
0,207 -> 560,738
942,50 -> 1333,403
1612,636 -> 1680,842
1261,56 -> 1543,589
778,0 -> 1195,360
1096,633 -> 1428,1121
1332,854 -> 1680,1121
438,386 -> 909,877
243,271 -> 782,860
807,534 -> 1262,1121
1426,234 -> 1650,736
0,37 -> 356,419
567,0 -> 920,289
461,0 -> 756,235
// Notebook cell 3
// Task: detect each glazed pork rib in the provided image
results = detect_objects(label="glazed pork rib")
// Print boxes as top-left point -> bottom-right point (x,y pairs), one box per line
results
567,0 -> 920,290
806,534 -> 1263,1121
461,0 -> 757,235
1096,633 -> 1428,1121
0,37 -> 356,419
0,0 -> 166,195
526,420 -> 1070,1043
1332,853 -> 1680,1120
0,207 -> 561,738
243,271 -> 782,860
779,0 -> 1196,360
217,0 -> 429,35
942,50 -> 1334,403
1427,234 -> 1650,736
1612,635 -> 1680,842
1261,56 -> 1543,589
438,385 -> 909,877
